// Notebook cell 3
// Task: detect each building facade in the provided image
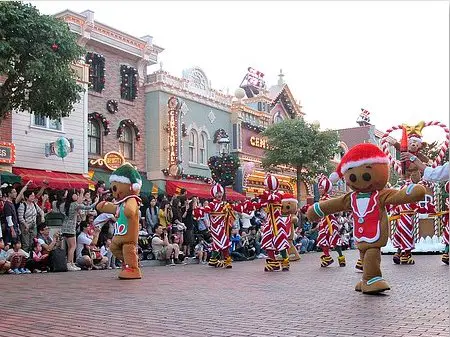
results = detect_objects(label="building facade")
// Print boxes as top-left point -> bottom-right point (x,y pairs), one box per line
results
57,9 -> 163,192
11,61 -> 90,189
144,67 -> 244,200
231,71 -> 313,203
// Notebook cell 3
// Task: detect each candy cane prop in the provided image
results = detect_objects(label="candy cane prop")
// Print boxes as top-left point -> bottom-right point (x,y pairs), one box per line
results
380,121 -> 450,173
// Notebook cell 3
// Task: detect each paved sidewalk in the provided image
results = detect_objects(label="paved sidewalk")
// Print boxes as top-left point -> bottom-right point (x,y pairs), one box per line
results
0,250 -> 447,337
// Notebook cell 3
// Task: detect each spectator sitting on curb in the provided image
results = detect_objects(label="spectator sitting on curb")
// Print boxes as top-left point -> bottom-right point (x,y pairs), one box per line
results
6,239 -> 31,274
0,238 -> 13,274
194,236 -> 208,264
28,238 -> 49,273
76,222 -> 107,270
152,224 -> 183,265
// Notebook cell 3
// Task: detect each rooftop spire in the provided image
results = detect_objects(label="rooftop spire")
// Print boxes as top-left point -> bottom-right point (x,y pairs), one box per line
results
277,69 -> 285,86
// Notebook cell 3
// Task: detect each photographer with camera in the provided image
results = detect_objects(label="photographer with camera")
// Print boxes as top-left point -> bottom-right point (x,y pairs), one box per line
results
152,224 -> 182,265
36,223 -> 61,255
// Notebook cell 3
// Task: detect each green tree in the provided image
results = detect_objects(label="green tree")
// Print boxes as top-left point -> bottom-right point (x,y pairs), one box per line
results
261,118 -> 340,202
0,1 -> 85,119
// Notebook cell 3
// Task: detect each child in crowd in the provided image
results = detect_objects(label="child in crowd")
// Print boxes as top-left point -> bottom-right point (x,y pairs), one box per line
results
100,239 -> 116,269
6,240 -> 31,274
29,238 -> 49,273
139,221 -> 148,236
0,238 -> 13,274
194,236 -> 208,264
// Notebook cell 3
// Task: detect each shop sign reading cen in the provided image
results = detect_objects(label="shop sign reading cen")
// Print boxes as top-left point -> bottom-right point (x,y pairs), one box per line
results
249,136 -> 271,150
167,96 -> 182,176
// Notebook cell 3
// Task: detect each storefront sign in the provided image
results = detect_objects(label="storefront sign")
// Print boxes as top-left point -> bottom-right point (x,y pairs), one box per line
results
0,142 -> 16,164
89,151 -> 126,171
249,136 -> 271,150
167,97 -> 182,176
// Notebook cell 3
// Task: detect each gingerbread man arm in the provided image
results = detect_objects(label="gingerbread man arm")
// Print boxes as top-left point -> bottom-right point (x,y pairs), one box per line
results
381,185 -> 426,205
124,198 -> 138,218
96,201 -> 118,215
416,152 -> 430,164
306,193 -> 352,222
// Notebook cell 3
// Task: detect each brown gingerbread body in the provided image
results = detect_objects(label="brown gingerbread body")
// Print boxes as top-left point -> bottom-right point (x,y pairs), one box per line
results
392,141 -> 429,183
97,181 -> 142,279
281,199 -> 300,261
307,162 -> 425,294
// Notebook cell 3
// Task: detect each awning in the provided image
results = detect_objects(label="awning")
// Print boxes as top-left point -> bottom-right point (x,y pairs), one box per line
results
166,180 -> 246,201
0,170 -> 21,185
12,167 -> 91,190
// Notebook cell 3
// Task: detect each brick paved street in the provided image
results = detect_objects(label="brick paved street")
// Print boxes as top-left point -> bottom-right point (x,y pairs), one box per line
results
0,250 -> 448,337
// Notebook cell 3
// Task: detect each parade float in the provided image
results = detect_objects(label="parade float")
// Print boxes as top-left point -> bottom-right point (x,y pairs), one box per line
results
380,121 -> 449,253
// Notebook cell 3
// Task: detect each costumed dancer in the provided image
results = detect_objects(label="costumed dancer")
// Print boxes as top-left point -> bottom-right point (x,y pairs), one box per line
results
307,143 -> 425,294
204,184 -> 235,269
96,163 -> 142,279
441,181 -> 449,265
315,175 -> 346,267
391,183 -> 436,265
259,175 -> 290,272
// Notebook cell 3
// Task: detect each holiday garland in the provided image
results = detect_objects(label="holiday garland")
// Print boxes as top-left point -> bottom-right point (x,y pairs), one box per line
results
88,112 -> 110,136
86,52 -> 106,92
120,65 -> 138,101
161,169 -> 213,184
213,128 -> 229,143
106,100 -> 118,114
208,153 -> 240,187
117,119 -> 141,141
242,121 -> 265,133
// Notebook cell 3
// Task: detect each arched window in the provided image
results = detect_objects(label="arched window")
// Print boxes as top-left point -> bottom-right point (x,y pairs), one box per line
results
189,130 -> 198,163
119,126 -> 133,159
88,120 -> 101,155
199,132 -> 208,164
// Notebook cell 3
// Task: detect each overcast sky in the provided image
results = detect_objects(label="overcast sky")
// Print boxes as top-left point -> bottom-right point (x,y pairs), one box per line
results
30,1 -> 449,142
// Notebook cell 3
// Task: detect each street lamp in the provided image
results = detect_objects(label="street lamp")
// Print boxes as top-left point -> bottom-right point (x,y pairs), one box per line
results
218,136 -> 230,155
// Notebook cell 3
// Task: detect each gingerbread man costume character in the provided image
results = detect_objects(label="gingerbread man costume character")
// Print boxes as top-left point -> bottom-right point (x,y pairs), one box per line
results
316,175 -> 346,268
260,175 -> 290,272
204,184 -> 235,269
280,193 -> 300,261
96,163 -> 142,279
307,143 -> 425,294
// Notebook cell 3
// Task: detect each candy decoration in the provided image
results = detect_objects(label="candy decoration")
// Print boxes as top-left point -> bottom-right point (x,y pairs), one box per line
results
380,121 -> 450,174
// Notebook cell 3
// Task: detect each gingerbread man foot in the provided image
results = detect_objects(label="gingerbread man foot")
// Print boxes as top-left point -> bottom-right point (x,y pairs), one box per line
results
360,277 -> 391,294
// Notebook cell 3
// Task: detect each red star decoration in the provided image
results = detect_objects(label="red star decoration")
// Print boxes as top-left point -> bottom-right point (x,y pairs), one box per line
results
51,43 -> 59,51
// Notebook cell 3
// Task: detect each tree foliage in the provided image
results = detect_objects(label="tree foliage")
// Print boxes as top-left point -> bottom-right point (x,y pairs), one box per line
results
0,1 -> 85,119
261,118 -> 340,201
421,141 -> 449,164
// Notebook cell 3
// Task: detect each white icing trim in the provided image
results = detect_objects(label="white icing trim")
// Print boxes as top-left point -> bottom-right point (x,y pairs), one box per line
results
341,157 -> 389,174
110,175 -> 131,184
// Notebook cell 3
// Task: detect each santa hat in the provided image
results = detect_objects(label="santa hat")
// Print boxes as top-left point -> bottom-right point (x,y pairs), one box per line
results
329,143 -> 389,183
109,163 -> 142,192
282,193 -> 298,204
318,175 -> 332,194
264,174 -> 279,191
210,184 -> 224,198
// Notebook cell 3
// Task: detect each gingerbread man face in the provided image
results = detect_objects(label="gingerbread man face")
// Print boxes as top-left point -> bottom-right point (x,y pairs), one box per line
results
343,163 -> 389,193
282,200 -> 298,216
111,181 -> 136,201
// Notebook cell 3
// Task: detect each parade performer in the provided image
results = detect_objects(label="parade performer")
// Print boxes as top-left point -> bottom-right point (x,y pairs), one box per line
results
307,143 -> 426,294
281,193 -> 300,261
96,163 -> 142,279
316,175 -> 346,267
204,184 -> 235,269
391,185 -> 435,265
441,181 -> 449,265
260,175 -> 290,272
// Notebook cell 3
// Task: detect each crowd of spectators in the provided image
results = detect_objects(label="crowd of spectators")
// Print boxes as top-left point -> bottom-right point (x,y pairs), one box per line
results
0,181 -> 356,275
